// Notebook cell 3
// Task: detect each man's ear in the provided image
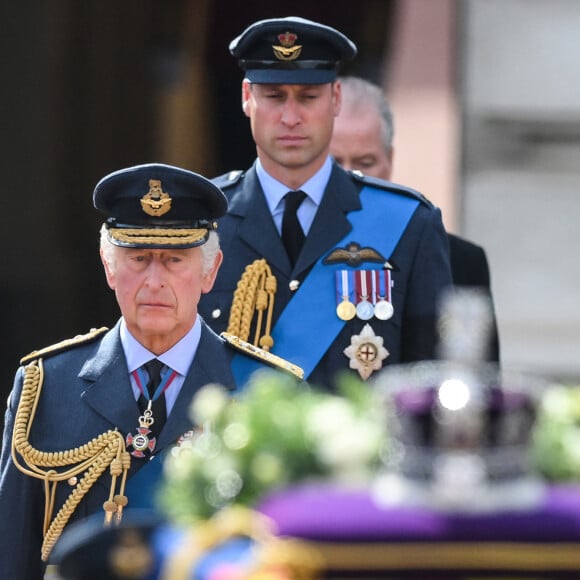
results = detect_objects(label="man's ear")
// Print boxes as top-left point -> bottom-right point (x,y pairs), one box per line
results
385,146 -> 395,181
332,79 -> 342,117
241,79 -> 252,118
201,250 -> 224,294
100,248 -> 116,290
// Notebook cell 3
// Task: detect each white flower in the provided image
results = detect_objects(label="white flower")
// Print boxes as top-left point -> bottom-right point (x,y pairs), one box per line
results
316,419 -> 382,475
305,396 -> 358,441
190,383 -> 229,423
223,422 -> 251,450
215,469 -> 244,500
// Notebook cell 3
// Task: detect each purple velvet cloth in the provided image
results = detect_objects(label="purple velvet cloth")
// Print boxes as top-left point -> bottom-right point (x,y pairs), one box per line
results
258,483 -> 580,543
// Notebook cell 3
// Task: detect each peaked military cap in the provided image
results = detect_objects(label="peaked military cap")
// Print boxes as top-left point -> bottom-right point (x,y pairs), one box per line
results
229,16 -> 357,84
94,163 -> 228,249
51,510 -> 163,580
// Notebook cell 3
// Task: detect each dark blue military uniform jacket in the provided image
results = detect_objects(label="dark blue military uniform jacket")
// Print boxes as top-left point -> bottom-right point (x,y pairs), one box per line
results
198,162 -> 453,389
0,318 -> 276,580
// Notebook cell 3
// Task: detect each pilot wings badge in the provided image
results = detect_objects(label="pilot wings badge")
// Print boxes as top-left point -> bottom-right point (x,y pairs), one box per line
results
324,241 -> 391,268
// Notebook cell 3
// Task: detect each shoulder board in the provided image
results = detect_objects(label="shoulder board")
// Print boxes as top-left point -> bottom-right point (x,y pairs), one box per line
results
349,170 -> 433,207
221,332 -> 304,380
212,170 -> 245,190
20,327 -> 109,365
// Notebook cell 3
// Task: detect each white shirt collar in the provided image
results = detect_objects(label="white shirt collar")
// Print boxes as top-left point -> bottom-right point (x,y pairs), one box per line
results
256,156 -> 332,213
120,316 -> 201,376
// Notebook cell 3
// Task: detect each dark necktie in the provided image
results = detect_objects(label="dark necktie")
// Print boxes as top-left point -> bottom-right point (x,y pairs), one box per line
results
282,190 -> 307,266
138,359 -> 167,438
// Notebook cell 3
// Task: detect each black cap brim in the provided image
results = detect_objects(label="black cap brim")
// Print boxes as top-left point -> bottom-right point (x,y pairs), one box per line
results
245,68 -> 337,84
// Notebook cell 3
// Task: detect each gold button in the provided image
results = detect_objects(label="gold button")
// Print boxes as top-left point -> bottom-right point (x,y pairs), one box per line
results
68,476 -> 78,486
289,280 -> 300,291
211,309 -> 221,319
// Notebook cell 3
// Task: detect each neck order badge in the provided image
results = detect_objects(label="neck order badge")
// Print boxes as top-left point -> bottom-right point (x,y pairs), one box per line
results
126,360 -> 176,458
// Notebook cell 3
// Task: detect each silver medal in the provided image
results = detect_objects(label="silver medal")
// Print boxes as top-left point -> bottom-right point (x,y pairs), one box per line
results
356,300 -> 374,321
374,299 -> 394,320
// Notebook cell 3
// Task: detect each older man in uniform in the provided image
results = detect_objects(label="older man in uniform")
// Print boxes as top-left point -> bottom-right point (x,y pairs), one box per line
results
198,17 -> 453,389
0,163 -> 300,579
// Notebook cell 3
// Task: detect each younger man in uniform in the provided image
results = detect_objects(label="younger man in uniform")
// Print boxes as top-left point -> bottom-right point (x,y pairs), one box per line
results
198,17 -> 453,389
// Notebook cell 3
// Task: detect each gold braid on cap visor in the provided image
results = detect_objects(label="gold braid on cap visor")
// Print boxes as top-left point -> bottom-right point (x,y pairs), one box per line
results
108,226 -> 209,246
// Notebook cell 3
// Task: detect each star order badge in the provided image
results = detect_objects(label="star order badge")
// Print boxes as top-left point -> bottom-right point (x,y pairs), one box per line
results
343,323 -> 389,380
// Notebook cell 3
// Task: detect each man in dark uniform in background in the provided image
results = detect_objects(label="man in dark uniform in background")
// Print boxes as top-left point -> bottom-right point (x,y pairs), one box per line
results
198,16 -> 453,389
330,76 -> 500,361
0,163 -> 300,579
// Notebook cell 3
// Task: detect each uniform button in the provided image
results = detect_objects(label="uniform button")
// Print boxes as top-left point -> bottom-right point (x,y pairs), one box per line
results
211,309 -> 221,319
289,280 -> 300,291
68,476 -> 78,486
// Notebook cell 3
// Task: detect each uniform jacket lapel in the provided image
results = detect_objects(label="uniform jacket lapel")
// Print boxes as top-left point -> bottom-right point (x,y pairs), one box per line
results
79,320 -> 235,452
78,321 -> 138,435
294,164 -> 361,275
154,321 -> 234,450
228,166 -> 290,272
228,163 -> 362,277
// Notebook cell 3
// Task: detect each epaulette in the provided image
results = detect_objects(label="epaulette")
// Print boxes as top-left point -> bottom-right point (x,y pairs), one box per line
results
20,327 -> 109,365
349,170 -> 433,208
221,332 -> 304,380
212,170 -> 245,190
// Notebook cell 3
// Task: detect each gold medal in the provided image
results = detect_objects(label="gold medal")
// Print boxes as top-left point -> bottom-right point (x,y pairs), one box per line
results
337,299 -> 356,321
336,270 -> 356,321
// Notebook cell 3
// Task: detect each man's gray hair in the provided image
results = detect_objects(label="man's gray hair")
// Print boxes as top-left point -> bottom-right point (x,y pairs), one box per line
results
339,75 -> 394,151
99,224 -> 220,275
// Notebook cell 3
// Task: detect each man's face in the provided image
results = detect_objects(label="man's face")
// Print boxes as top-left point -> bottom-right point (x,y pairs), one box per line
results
242,81 -> 341,181
330,106 -> 393,180
101,246 -> 222,353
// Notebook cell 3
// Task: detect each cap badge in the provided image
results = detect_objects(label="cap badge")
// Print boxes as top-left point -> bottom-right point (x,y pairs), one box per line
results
140,179 -> 172,217
344,323 -> 389,380
273,31 -> 302,61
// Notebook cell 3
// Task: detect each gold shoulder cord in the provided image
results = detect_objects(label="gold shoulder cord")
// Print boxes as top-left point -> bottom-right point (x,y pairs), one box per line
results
11,358 -> 131,561
227,259 -> 277,351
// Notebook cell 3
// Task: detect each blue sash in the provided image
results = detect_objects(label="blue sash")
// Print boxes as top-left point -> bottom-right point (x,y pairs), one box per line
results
232,186 -> 419,385
124,452 -> 166,511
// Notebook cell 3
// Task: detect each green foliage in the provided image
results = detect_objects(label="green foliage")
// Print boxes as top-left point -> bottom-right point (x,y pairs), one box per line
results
532,385 -> 580,481
159,369 -> 388,525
